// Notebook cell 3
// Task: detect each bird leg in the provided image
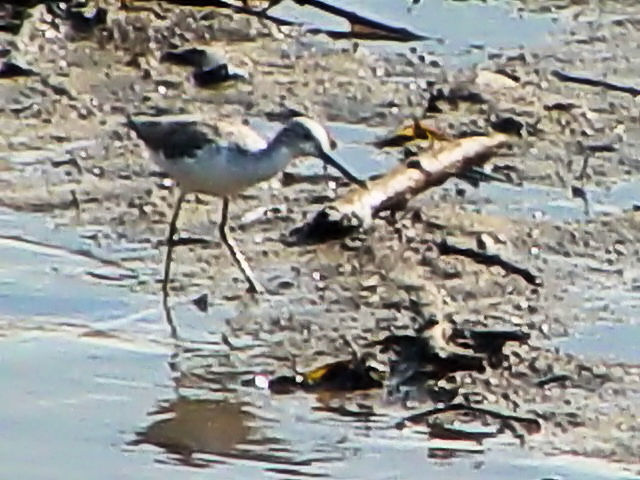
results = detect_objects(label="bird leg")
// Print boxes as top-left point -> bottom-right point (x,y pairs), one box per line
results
162,192 -> 185,300
219,196 -> 266,294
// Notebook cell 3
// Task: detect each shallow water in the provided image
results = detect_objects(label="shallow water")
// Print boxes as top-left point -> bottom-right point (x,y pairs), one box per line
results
472,179 -> 640,223
558,321 -> 640,364
556,288 -> 640,363
271,0 -> 555,63
0,2 -> 637,477
0,208 -> 637,480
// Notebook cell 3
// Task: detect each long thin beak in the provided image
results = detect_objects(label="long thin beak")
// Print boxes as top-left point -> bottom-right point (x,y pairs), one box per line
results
320,150 -> 368,189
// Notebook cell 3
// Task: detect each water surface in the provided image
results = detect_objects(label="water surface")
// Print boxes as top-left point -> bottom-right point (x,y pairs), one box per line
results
0,208 -> 636,479
271,0 -> 556,64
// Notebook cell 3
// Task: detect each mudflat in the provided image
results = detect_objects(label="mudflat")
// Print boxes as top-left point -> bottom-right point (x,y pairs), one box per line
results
1,1 -> 639,478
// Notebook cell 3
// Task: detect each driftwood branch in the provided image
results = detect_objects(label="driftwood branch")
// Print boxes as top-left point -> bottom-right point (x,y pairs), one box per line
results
435,239 -> 543,287
368,323 -> 487,388
295,0 -> 428,41
368,321 -> 530,392
396,402 -> 542,436
129,0 -> 426,40
451,327 -> 530,369
551,69 -> 640,97
288,133 -> 509,244
125,0 -> 298,26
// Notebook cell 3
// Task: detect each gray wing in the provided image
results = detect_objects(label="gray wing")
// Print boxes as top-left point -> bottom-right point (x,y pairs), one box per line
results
211,120 -> 267,152
127,118 -> 215,160
127,116 -> 266,158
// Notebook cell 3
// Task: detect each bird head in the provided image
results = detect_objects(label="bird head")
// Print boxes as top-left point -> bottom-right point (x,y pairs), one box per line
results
282,117 -> 367,189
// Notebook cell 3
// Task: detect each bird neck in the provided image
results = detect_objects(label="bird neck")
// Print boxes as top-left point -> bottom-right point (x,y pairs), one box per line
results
243,130 -> 299,183
260,128 -> 301,164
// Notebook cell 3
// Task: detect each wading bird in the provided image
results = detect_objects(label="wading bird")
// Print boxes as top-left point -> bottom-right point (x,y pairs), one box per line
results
128,115 -> 367,296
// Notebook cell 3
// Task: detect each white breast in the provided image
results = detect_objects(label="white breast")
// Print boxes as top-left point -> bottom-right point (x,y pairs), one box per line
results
149,145 -> 287,197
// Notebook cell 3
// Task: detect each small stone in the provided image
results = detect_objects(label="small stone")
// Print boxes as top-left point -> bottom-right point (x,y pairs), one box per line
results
275,278 -> 295,290
160,178 -> 175,189
192,293 -> 208,312
360,274 -> 380,290
613,242 -> 627,256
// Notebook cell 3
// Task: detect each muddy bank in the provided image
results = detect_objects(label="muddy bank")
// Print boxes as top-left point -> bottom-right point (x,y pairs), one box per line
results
1,0 -> 639,473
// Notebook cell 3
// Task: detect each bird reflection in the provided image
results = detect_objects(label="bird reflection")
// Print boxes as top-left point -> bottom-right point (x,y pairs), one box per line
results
130,300 -> 254,466
131,397 -> 253,467
132,301 -> 318,473
162,295 -> 178,340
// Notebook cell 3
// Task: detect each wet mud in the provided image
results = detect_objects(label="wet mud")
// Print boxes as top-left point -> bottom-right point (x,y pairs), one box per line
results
1,0 -> 639,478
